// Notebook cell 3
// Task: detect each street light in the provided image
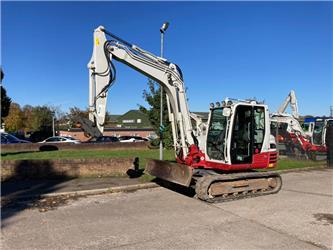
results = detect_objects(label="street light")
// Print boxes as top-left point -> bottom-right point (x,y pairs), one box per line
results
160,22 -> 169,34
52,114 -> 56,137
159,21 -> 169,160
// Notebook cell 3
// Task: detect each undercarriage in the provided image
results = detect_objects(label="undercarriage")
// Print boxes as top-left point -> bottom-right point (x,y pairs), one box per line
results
146,159 -> 282,203
194,171 -> 282,203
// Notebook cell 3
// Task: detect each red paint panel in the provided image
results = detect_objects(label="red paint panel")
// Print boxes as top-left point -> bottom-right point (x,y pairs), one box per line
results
191,152 -> 276,171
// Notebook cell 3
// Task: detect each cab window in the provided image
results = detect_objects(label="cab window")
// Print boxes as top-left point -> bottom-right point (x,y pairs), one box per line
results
206,108 -> 228,161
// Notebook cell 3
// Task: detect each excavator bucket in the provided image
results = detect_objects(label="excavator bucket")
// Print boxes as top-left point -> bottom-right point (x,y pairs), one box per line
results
72,116 -> 103,138
145,159 -> 193,187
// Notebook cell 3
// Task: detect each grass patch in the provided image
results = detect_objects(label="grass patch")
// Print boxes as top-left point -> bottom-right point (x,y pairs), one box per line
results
139,173 -> 156,183
274,158 -> 325,171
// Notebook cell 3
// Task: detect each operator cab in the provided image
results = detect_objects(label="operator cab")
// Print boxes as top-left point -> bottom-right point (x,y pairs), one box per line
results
206,100 -> 267,165
303,117 -> 333,146
312,120 -> 324,146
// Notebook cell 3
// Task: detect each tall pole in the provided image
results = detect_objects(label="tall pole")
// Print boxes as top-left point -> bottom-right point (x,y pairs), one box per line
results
160,31 -> 164,160
52,116 -> 55,137
159,22 -> 169,160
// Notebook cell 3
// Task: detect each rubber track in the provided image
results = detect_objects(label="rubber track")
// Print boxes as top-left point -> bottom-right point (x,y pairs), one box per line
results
195,172 -> 282,203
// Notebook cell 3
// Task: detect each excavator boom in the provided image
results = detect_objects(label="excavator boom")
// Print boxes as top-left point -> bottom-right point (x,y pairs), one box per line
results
277,89 -> 299,119
88,26 -> 195,159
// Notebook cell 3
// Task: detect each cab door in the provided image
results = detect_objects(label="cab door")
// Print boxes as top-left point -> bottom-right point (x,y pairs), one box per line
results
230,105 -> 253,164
230,105 -> 265,164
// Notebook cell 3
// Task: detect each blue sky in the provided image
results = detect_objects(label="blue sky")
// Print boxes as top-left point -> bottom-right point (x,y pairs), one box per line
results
2,1 -> 332,116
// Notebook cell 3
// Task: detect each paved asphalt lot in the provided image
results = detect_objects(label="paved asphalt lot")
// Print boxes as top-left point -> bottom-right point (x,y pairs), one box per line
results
1,169 -> 332,249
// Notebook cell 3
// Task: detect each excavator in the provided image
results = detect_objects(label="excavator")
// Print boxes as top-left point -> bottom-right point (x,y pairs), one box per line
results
270,90 -> 327,159
303,117 -> 333,150
84,26 -> 282,202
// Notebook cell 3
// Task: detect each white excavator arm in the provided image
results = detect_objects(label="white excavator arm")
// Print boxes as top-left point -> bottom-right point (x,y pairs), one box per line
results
271,89 -> 306,137
277,90 -> 299,119
88,26 -> 196,156
189,112 -> 207,136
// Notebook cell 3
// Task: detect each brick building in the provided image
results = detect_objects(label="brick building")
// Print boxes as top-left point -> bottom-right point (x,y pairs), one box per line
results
59,127 -> 156,142
107,110 -> 152,128
59,109 -> 156,141
59,109 -> 209,141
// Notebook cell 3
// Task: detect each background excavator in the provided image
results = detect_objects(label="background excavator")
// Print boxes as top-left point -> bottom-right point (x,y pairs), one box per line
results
270,90 -> 328,159
82,26 -> 282,202
303,117 -> 333,147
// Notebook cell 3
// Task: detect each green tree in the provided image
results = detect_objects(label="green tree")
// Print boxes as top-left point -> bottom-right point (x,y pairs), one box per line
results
1,69 -> 12,122
22,105 -> 34,131
139,79 -> 173,149
31,105 -> 54,131
21,105 -> 61,133
67,106 -> 89,127
4,103 -> 24,132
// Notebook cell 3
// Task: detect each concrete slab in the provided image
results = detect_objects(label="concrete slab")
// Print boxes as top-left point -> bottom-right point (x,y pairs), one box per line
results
1,169 -> 332,249
214,169 -> 333,249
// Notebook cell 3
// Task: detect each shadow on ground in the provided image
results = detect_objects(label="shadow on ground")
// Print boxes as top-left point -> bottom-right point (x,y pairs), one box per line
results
153,178 -> 196,198
39,145 -> 59,151
1,157 -> 145,228
1,160 -> 76,228
1,150 -> 37,157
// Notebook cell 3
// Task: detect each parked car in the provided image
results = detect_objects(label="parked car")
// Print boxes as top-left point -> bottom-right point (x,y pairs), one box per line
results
118,136 -> 148,143
86,136 -> 120,143
38,136 -> 81,144
27,130 -> 53,143
1,132 -> 31,144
